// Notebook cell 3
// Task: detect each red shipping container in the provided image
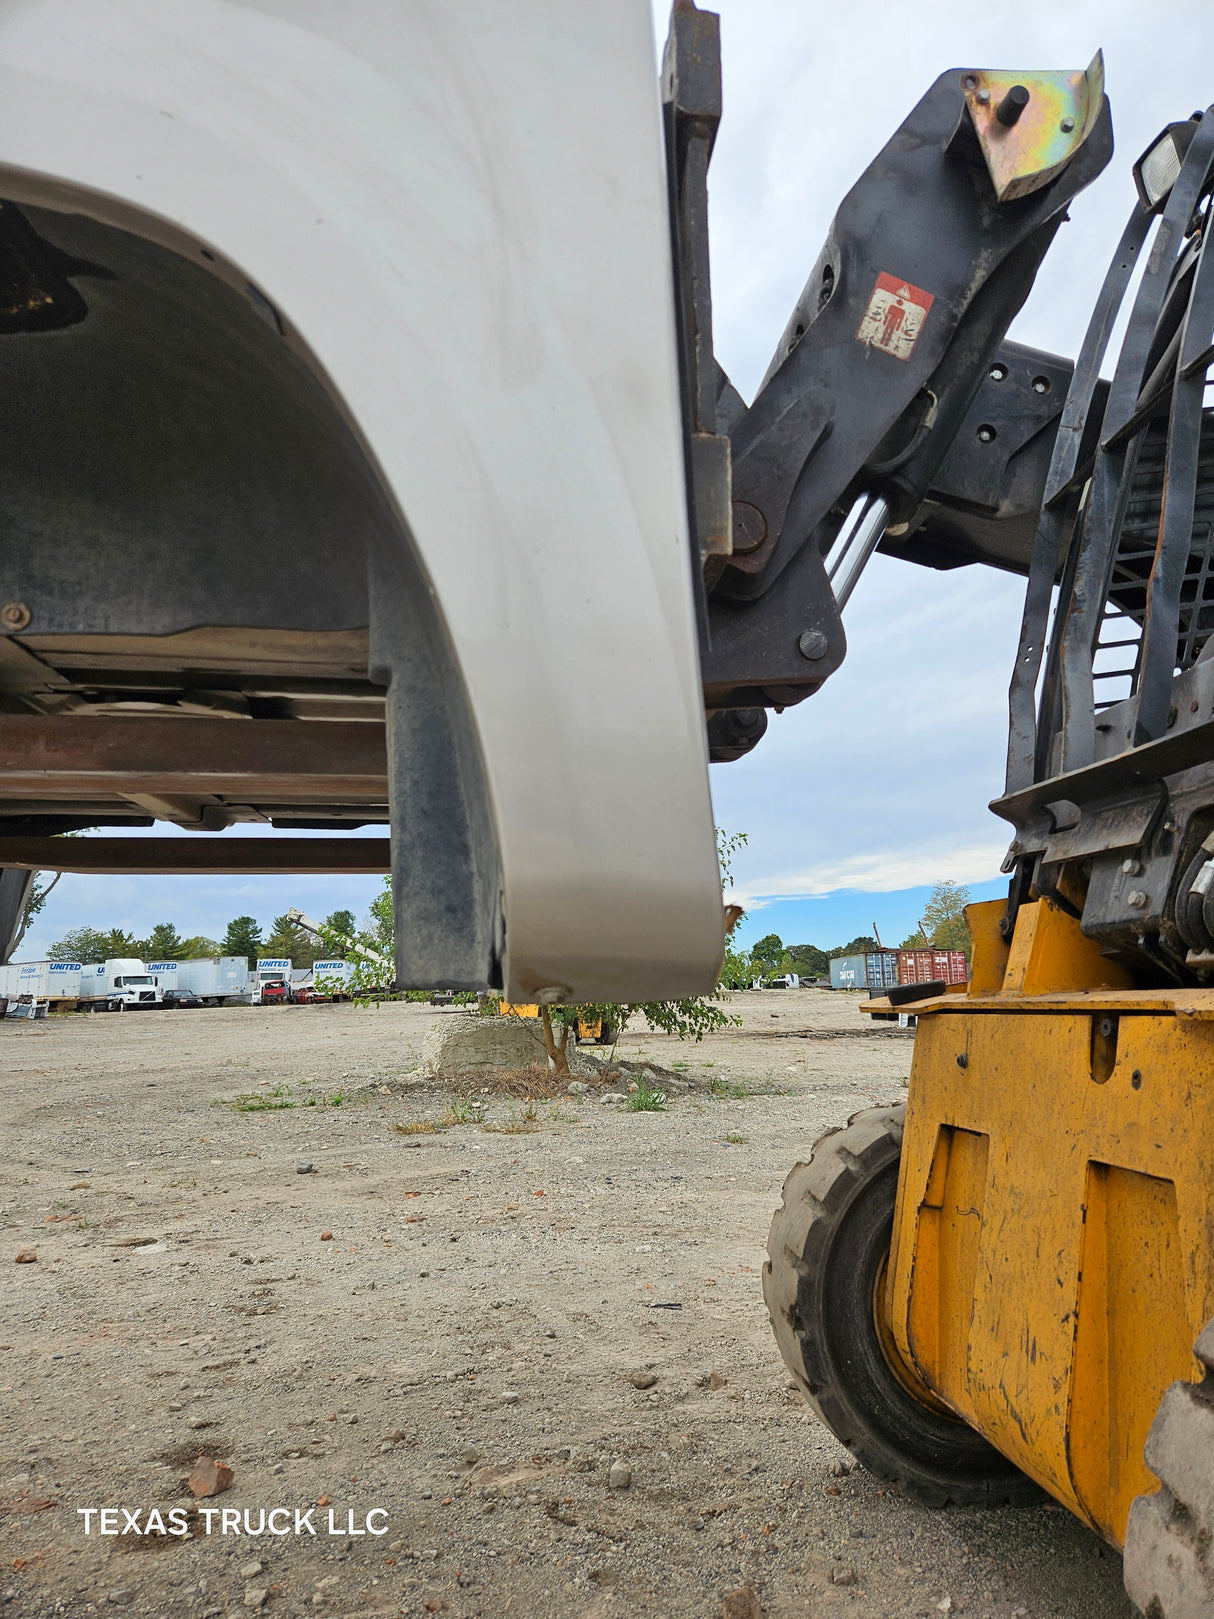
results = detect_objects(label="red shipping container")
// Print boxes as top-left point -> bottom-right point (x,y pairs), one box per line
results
898,947 -> 967,986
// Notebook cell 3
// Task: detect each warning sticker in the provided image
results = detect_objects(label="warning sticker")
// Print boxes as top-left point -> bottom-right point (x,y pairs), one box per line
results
855,272 -> 935,361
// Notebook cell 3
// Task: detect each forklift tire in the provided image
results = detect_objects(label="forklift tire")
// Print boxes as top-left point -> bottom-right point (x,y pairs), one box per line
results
763,1104 -> 1041,1508
1123,1318 -> 1214,1618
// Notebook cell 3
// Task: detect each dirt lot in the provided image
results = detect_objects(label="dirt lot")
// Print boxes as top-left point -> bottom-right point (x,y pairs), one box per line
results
0,990 -> 1132,1619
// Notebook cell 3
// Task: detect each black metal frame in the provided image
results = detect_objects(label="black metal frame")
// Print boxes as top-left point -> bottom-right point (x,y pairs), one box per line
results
661,2 -> 1113,755
992,109 -> 1214,979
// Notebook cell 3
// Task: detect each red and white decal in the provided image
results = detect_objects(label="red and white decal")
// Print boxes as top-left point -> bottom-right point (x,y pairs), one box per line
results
855,272 -> 934,361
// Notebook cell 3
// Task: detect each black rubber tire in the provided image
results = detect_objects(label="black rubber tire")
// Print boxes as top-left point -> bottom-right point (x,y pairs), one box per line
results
1123,1318 -> 1214,1618
763,1104 -> 1041,1508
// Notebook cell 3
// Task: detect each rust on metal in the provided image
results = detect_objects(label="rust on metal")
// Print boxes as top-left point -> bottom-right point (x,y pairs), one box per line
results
0,715 -> 388,798
0,835 -> 390,874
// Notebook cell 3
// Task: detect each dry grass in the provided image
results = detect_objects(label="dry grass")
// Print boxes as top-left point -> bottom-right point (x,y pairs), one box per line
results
392,1120 -> 437,1136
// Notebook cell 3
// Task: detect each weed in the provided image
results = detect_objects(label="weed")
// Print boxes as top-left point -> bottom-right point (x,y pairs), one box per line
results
223,1090 -> 296,1113
707,1078 -> 748,1100
325,1090 -> 347,1108
442,1095 -> 477,1126
393,1120 -> 438,1136
626,1076 -> 667,1112
53,1199 -> 69,1209
74,1217 -> 89,1230
483,1099 -> 540,1135
724,1133 -> 746,1145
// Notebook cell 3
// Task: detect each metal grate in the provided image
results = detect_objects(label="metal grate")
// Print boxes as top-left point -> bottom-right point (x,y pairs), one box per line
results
1092,411 -> 1214,709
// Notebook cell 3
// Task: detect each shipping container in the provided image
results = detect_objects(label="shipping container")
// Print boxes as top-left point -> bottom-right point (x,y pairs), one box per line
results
898,947 -> 967,987
3,960 -> 83,1000
865,951 -> 901,991
829,953 -> 868,990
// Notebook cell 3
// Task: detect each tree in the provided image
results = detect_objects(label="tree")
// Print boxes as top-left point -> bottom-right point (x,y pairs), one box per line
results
328,872 -> 741,1071
222,915 -> 263,970
921,880 -> 972,960
719,941 -> 753,989
535,993 -> 739,1075
717,828 -> 748,889
325,909 -> 356,941
901,929 -> 927,948
179,935 -> 222,959
102,928 -> 139,957
142,922 -> 184,960
364,882 -> 394,957
786,943 -> 829,978
12,871 -> 65,956
751,933 -> 785,971
831,934 -> 879,958
315,882 -> 394,986
262,912 -> 324,968
47,926 -> 112,964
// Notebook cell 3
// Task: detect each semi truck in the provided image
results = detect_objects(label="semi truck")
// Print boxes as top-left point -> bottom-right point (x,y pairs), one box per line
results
78,958 -> 164,1010
249,958 -> 292,1005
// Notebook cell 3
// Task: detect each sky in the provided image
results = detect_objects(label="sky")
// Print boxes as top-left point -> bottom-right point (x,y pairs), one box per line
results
18,0 -> 1214,960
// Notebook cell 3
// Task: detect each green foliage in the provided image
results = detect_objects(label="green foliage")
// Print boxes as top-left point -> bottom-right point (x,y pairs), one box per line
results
629,997 -> 737,1042
221,915 -> 263,971
719,942 -> 753,989
830,934 -> 879,958
626,1075 -> 667,1112
750,932 -> 784,969
716,827 -> 748,890
315,882 -> 395,999
900,929 -> 927,948
47,926 -> 112,964
262,912 -> 326,969
49,922 -> 221,964
142,922 -> 183,960
365,879 -> 394,956
786,943 -> 829,978
921,880 -> 972,961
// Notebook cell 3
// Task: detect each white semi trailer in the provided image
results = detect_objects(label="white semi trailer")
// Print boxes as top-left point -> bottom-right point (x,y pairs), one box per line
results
149,956 -> 250,1005
0,959 -> 82,1004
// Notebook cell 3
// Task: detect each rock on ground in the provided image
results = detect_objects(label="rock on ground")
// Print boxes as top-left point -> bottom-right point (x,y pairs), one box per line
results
422,1013 -> 545,1075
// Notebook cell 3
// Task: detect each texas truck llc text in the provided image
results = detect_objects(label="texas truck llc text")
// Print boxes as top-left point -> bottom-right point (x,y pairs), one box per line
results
77,1507 -> 389,1537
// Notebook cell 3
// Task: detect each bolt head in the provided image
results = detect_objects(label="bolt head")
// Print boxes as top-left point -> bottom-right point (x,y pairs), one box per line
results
1127,890 -> 1148,908
977,89 -> 991,105
1121,858 -> 1140,875
1060,116 -> 1076,133
0,601 -> 31,632
798,629 -> 828,661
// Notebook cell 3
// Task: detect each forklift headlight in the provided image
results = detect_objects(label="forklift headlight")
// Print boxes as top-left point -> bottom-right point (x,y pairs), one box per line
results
1133,120 -> 1198,212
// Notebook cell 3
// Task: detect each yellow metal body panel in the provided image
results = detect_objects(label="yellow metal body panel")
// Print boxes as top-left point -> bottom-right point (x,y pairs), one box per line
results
877,899 -> 1214,1548
499,1001 -> 540,1019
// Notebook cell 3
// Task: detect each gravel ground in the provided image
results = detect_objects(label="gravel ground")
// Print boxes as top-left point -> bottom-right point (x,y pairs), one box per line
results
0,990 -> 1133,1619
